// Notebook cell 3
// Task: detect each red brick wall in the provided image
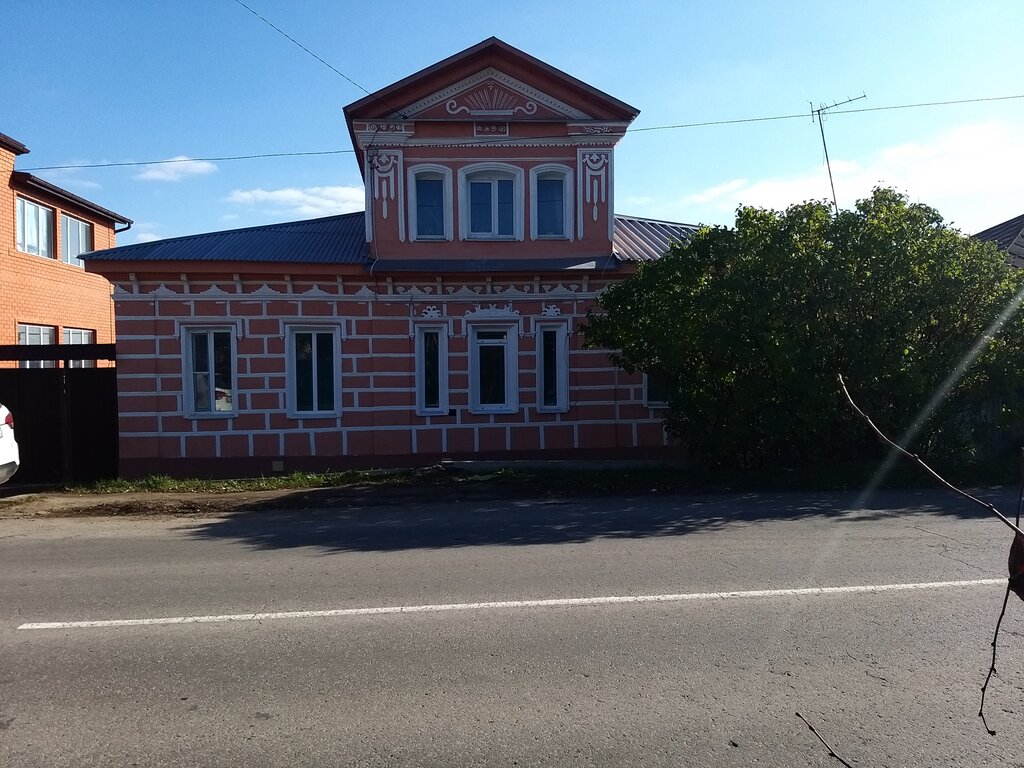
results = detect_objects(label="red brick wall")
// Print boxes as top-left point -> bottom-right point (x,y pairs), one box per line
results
110,270 -> 671,476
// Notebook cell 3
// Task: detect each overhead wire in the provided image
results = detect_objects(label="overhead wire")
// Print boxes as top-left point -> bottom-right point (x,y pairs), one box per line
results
19,93 -> 1024,172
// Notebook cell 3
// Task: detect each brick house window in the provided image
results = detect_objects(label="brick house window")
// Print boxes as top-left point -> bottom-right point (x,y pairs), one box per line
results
415,324 -> 448,416
15,197 -> 54,258
186,328 -> 235,415
286,326 -> 340,416
469,324 -> 519,414
408,165 -> 454,241
645,370 -> 672,408
458,163 -> 524,241
17,323 -> 56,369
536,322 -> 569,412
529,165 -> 573,240
63,327 -> 95,368
61,215 -> 93,268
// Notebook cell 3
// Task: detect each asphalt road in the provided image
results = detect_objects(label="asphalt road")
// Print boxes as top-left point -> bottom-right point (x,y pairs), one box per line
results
2,487 -> 1024,767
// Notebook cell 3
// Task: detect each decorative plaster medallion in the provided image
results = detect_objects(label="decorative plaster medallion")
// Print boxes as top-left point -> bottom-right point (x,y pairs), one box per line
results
474,122 -> 509,136
421,306 -> 442,319
541,304 -> 562,317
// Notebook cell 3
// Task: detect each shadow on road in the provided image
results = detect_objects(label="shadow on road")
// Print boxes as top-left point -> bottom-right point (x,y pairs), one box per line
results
184,486 -> 1008,554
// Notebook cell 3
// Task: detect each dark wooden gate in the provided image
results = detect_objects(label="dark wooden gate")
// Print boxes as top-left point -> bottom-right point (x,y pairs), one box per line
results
0,344 -> 117,486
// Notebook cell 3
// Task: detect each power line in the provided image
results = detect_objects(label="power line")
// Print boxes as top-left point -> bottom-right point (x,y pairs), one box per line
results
230,0 -> 372,97
229,0 -> 407,118
20,92 -> 1024,172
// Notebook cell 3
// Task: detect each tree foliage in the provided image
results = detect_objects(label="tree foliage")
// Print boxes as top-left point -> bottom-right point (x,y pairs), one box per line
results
583,188 -> 1024,469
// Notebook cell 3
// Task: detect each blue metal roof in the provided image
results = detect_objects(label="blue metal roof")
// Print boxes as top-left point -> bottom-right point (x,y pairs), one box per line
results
84,211 -> 697,267
83,212 -> 368,264
613,214 -> 699,263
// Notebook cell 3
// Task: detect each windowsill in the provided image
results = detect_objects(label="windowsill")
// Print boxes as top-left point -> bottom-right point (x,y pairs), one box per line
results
414,235 -> 448,242
18,248 -> 53,259
187,411 -> 237,419
287,410 -> 342,420
416,407 -> 450,417
536,405 -> 569,414
466,235 -> 518,242
536,234 -> 568,240
646,402 -> 669,410
470,405 -> 518,415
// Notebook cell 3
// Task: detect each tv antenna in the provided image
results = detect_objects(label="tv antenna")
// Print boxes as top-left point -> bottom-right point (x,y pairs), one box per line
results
811,93 -> 866,216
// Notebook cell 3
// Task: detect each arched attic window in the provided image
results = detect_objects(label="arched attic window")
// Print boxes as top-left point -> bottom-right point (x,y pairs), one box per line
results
457,163 -> 525,241
529,164 -> 574,241
407,164 -> 454,241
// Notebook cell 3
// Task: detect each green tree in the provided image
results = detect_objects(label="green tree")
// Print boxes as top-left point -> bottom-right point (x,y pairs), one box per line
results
583,188 -> 1024,469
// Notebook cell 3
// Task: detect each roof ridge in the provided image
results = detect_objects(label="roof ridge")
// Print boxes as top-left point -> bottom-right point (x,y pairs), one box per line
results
615,213 -> 700,228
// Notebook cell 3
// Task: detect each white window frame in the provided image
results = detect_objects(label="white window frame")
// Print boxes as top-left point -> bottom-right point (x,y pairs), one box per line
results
17,323 -> 56,369
644,371 -> 670,409
184,326 -> 237,418
468,323 -> 519,415
535,322 -> 569,412
61,214 -> 93,268
63,327 -> 96,369
458,163 -> 524,241
15,197 -> 54,258
407,164 -> 454,241
415,324 -> 449,416
529,164 -> 574,241
285,325 -> 342,418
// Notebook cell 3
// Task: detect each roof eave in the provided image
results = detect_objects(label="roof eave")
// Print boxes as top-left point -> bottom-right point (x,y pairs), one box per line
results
11,172 -> 131,225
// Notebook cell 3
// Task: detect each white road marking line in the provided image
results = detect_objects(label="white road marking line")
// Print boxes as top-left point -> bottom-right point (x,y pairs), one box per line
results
17,578 -> 1004,631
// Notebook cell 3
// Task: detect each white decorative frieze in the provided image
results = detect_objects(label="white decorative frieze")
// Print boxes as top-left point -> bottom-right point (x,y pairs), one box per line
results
354,285 -> 377,298
301,285 -> 333,297
464,303 -> 521,320
541,304 -> 562,317
474,122 -> 509,136
444,285 -> 484,297
421,306 -> 443,319
197,285 -> 231,297
447,80 -> 537,117
250,283 -> 284,297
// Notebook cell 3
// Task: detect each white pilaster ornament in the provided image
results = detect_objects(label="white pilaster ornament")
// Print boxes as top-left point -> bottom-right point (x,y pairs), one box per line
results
369,150 -> 405,241
578,150 -> 612,238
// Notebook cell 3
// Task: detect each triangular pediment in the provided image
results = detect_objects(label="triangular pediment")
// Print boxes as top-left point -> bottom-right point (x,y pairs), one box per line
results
400,67 -> 592,121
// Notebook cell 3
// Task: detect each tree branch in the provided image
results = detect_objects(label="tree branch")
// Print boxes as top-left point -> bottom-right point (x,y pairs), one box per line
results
837,374 -> 1024,538
795,712 -> 854,767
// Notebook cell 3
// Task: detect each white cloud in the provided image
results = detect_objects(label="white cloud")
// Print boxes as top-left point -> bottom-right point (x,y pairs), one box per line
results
226,185 -> 365,217
135,156 -> 218,182
673,121 -> 1024,234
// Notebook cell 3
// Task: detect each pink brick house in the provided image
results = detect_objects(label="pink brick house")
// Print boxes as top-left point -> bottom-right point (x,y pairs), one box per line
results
84,38 -> 695,478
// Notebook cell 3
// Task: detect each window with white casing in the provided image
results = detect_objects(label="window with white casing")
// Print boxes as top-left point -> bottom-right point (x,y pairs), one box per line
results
287,326 -> 341,417
644,370 -> 671,408
469,324 -> 519,414
17,323 -> 56,369
63,327 -> 95,369
536,322 -> 569,412
458,163 -> 524,241
186,328 -> 236,416
530,165 -> 573,240
415,324 -> 449,416
16,197 -> 54,258
61,214 -> 93,267
408,165 -> 453,241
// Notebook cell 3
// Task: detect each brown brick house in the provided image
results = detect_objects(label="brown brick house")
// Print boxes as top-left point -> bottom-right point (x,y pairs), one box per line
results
1,132 -> 131,367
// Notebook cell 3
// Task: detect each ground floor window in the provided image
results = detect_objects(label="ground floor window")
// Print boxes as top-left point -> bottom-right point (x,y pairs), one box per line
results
469,324 -> 518,414
63,327 -> 95,368
186,328 -> 235,415
416,325 -> 448,415
645,370 -> 672,408
287,326 -> 340,416
536,323 -> 569,411
17,323 -> 56,369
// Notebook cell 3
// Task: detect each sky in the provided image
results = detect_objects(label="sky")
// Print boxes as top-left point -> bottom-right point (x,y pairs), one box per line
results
5,1 -> 1022,246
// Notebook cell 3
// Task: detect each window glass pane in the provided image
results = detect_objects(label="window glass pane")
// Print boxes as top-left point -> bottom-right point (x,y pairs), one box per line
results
315,331 -> 334,411
16,199 -> 25,250
416,178 -> 444,237
423,330 -> 439,409
212,332 -> 233,411
25,203 -> 39,254
295,332 -> 313,412
497,179 -> 513,235
646,370 -> 672,404
470,181 -> 491,233
191,333 -> 209,372
478,345 -> 506,405
477,330 -> 506,341
537,178 -> 563,236
39,206 -> 52,258
542,329 -> 558,407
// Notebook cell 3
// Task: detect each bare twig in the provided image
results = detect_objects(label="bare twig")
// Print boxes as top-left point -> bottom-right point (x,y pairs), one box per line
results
979,447 -> 1024,734
840,375 -> 1024,735
795,712 -> 855,767
837,374 -> 1024,539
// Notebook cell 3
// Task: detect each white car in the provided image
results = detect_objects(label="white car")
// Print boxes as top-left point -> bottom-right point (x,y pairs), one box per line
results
0,403 -> 20,484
